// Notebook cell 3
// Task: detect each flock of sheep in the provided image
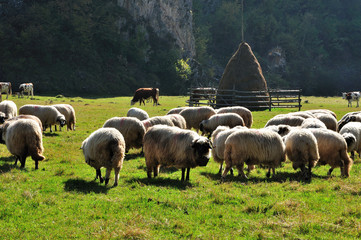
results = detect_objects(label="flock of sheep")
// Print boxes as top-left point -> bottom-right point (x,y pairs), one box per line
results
0,99 -> 360,187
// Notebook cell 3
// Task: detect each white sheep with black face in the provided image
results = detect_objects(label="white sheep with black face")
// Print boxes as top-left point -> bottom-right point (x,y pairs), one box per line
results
143,125 -> 212,181
82,128 -> 125,187
339,121 -> 361,159
52,104 -> 76,131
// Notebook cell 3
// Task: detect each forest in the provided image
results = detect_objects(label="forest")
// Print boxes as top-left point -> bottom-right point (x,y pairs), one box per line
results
0,0 -> 360,96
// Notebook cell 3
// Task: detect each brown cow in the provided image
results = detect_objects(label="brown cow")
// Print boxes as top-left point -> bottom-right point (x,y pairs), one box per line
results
131,88 -> 159,106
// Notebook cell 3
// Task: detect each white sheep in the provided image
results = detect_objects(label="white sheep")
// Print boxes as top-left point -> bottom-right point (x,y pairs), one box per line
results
216,106 -> 253,128
103,117 -> 145,153
52,104 -> 76,131
284,128 -> 319,179
0,100 -> 17,121
199,113 -> 245,136
309,128 -> 353,177
179,106 -> 216,132
337,111 -> 361,131
143,125 -> 212,181
264,114 -> 304,127
19,104 -> 66,132
313,113 -> 337,131
300,118 -> 327,129
126,107 -> 149,121
142,116 -> 175,131
306,109 -> 337,120
81,128 -> 125,186
265,124 -> 295,137
222,129 -> 286,180
339,121 -> 361,159
167,107 -> 187,115
166,114 -> 187,129
0,119 -> 45,169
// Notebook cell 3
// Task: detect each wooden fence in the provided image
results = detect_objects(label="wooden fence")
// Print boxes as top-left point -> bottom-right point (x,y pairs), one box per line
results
186,88 -> 302,111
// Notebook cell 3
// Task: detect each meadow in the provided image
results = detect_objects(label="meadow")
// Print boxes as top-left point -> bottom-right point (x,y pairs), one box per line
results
0,95 -> 360,239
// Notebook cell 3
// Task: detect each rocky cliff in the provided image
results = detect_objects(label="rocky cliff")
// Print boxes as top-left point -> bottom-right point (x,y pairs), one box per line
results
117,0 -> 195,58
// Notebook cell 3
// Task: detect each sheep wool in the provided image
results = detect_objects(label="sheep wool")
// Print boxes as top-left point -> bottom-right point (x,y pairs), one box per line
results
52,104 -> 76,131
200,113 -> 245,136
0,100 -> 17,120
142,116 -> 175,131
339,121 -> 361,159
126,107 -> 149,121
82,128 -> 125,186
216,106 -> 253,128
179,106 -> 216,132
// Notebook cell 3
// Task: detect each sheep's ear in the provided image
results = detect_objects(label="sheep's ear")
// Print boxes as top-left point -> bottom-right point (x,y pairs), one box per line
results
191,139 -> 198,148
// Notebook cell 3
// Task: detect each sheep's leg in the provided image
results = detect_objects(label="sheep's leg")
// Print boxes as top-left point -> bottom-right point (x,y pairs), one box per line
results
113,167 -> 120,187
95,169 -> 104,183
181,168 -> 186,181
34,160 -> 39,170
14,157 -> 18,166
19,156 -> 26,169
266,168 -> 275,178
236,164 -> 247,179
351,151 -> 355,160
186,167 -> 190,181
49,125 -> 53,132
217,163 -> 223,175
230,168 -> 234,176
153,166 -> 159,177
104,168 -> 111,185
55,125 -> 58,131
221,165 -> 232,181
327,167 -> 334,176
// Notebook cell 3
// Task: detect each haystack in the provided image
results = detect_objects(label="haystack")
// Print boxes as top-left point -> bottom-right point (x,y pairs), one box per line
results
216,42 -> 268,110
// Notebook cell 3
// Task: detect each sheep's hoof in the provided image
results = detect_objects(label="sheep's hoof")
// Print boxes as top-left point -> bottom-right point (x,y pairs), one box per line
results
113,182 -> 118,187
266,172 -> 271,178
105,178 -> 109,185
99,177 -> 104,184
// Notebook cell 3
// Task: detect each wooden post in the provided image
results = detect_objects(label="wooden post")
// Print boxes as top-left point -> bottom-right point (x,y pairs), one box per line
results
268,89 -> 272,111
298,89 -> 302,111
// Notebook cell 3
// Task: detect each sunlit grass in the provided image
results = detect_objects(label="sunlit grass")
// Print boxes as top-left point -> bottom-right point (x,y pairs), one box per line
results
0,95 -> 360,239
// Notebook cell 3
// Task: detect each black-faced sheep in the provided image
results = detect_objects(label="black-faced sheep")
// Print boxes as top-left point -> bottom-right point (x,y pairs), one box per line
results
222,129 -> 286,180
103,117 -> 146,153
0,119 -> 45,169
309,128 -> 353,177
199,113 -> 245,137
0,100 -> 17,121
19,104 -> 66,132
284,128 -> 319,179
339,121 -> 361,159
81,128 -> 125,186
264,114 -> 304,127
143,125 -> 212,181
179,106 -> 216,132
126,107 -> 149,121
142,116 -> 175,131
52,104 -> 76,131
216,106 -> 253,128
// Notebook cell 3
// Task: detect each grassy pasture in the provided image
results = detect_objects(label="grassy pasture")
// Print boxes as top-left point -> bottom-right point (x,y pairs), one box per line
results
0,95 -> 360,239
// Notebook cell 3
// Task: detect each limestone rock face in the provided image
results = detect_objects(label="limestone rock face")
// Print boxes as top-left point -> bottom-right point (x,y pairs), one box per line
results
218,42 -> 268,92
118,0 -> 195,58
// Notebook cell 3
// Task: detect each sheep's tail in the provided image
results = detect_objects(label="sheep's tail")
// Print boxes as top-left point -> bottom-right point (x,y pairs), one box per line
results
29,133 -> 45,161
309,145 -> 320,167
340,149 -> 353,177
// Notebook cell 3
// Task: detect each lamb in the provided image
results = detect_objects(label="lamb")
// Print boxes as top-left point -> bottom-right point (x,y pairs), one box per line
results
52,104 -> 76,131
211,126 -> 248,175
199,113 -> 245,137
143,125 -> 212,181
0,119 -> 45,169
179,106 -> 216,132
103,117 -> 146,153
222,129 -> 286,180
126,107 -> 149,121
300,118 -> 327,129
216,106 -> 253,128
142,116 -> 175,131
166,114 -> 187,129
18,104 -> 66,132
81,128 -> 125,186
339,121 -> 361,159
0,100 -> 17,121
284,128 -> 319,180
309,128 -> 353,177
264,114 -> 304,127
167,107 -> 187,115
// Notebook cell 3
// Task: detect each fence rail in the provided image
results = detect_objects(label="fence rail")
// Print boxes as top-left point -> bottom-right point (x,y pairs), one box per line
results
186,88 -> 302,111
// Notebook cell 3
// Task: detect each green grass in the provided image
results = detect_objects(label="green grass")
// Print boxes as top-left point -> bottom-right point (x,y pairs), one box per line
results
0,95 -> 361,239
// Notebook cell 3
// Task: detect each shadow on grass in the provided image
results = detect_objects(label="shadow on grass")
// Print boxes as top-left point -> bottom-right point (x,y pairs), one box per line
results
43,132 -> 60,137
125,152 -> 143,161
126,177 -> 193,190
64,178 -> 109,194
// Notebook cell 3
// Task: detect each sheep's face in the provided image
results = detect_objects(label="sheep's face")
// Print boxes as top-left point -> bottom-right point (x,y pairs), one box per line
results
57,116 -> 67,127
343,133 -> 357,151
0,126 -> 4,144
192,137 -> 212,166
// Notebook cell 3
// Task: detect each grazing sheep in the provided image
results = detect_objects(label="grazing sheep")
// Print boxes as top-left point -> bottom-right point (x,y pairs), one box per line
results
142,116 -> 175,131
179,106 -> 216,132
103,117 -> 146,153
216,106 -> 253,128
300,118 -> 327,129
166,114 -> 187,129
284,129 -> 319,179
312,113 -> 337,131
127,107 -> 149,121
81,128 -> 125,186
309,128 -> 353,177
0,119 -> 45,169
199,113 -> 245,137
7,115 -> 43,131
265,124 -> 295,137
337,111 -> 361,131
264,114 -> 304,127
211,126 -> 247,175
307,109 -> 337,120
0,100 -> 17,120
143,125 -> 212,181
222,129 -> 286,180
167,107 -> 187,115
339,121 -> 361,159
286,111 -> 315,119
18,104 -> 66,132
52,104 -> 76,131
